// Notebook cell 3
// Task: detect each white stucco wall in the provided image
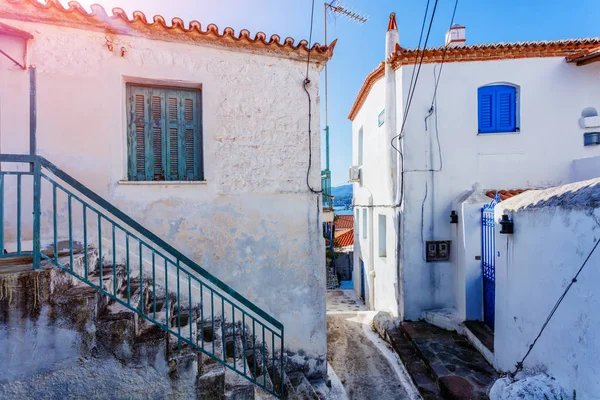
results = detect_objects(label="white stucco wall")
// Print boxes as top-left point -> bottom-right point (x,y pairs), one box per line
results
571,155 -> 600,182
354,53 -> 600,322
0,18 -> 326,375
451,190 -> 490,321
494,179 -> 600,399
352,76 -> 400,316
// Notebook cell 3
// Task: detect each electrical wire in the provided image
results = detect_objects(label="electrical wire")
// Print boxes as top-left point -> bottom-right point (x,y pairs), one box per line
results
391,0 -> 440,155
429,0 -> 459,111
304,0 -> 321,194
512,234 -> 600,376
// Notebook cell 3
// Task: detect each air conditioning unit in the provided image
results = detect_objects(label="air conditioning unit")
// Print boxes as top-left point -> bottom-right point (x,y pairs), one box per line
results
349,165 -> 362,183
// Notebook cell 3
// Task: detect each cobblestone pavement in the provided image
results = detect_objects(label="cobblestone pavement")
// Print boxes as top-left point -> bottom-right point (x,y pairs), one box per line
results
326,289 -> 367,314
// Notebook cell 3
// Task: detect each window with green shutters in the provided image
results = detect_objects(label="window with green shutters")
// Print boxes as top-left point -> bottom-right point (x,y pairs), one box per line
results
127,84 -> 203,181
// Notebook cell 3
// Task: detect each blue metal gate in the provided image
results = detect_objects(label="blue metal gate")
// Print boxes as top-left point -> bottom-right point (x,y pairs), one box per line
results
481,194 -> 500,330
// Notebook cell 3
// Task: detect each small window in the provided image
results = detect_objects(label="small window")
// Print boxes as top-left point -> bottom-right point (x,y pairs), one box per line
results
478,85 -> 518,134
358,127 -> 364,165
378,109 -> 385,127
127,84 -> 203,181
355,209 -> 360,233
362,209 -> 367,239
378,214 -> 386,257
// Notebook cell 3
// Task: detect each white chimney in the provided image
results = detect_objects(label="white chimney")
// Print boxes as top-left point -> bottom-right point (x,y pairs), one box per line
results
385,12 -> 399,58
445,23 -> 465,47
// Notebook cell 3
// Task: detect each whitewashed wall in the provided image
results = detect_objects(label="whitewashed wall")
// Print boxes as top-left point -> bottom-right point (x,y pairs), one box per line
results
397,57 -> 600,320
0,19 -> 326,376
352,76 -> 401,316
494,179 -> 600,399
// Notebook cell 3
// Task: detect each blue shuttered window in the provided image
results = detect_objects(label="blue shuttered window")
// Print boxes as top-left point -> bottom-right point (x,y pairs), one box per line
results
478,85 -> 517,134
127,85 -> 203,181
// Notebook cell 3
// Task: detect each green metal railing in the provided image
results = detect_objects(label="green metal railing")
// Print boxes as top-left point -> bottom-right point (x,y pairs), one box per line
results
0,154 -> 285,398
321,169 -> 333,210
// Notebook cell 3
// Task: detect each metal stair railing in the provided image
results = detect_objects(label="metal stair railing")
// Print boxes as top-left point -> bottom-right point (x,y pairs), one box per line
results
0,154 -> 285,398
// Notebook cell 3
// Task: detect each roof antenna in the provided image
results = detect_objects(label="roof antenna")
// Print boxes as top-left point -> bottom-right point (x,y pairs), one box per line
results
322,1 -> 367,179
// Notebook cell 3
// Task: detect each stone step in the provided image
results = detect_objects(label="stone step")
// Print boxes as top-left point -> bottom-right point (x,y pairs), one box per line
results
385,327 -> 442,400
400,321 -> 499,400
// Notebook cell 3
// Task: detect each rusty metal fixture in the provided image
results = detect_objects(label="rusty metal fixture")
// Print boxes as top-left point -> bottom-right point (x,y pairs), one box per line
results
105,36 -> 113,52
120,47 -> 127,57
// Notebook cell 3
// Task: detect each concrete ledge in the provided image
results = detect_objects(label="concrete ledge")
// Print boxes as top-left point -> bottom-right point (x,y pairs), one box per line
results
118,180 -> 208,186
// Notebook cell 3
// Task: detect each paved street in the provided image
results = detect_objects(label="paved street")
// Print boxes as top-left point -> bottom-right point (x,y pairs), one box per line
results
326,290 -> 418,400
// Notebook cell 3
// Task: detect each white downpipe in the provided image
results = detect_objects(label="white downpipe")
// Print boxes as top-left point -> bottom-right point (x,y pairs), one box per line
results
367,193 -> 375,310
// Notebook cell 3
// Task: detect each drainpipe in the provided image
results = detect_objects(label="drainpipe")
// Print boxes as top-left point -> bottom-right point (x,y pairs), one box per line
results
367,192 -> 375,310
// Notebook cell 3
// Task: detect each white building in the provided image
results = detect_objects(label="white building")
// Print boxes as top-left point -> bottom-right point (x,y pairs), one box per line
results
0,0 -> 334,379
494,178 -> 600,398
350,13 -> 600,329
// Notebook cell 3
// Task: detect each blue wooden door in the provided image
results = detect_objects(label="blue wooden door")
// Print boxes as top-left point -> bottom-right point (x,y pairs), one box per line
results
481,195 -> 499,330
360,259 -> 366,301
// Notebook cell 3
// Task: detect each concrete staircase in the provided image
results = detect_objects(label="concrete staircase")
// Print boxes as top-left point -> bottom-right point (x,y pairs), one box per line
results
0,247 -> 313,399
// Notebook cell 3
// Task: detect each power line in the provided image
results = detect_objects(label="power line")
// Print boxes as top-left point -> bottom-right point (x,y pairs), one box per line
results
429,0 -> 460,111
391,0 -> 440,154
303,0 -> 321,194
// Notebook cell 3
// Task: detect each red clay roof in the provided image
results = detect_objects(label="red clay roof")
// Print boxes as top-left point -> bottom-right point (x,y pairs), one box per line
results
566,45 -> 600,66
0,0 -> 336,63
348,38 -> 600,120
335,215 -> 354,230
486,189 -> 529,201
334,228 -> 354,248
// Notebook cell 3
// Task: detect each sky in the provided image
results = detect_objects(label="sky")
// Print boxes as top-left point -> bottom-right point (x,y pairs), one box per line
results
70,0 -> 600,186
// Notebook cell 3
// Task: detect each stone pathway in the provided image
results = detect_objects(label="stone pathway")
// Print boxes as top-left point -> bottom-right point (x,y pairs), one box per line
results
398,321 -> 499,399
326,290 -> 416,400
326,289 -> 367,314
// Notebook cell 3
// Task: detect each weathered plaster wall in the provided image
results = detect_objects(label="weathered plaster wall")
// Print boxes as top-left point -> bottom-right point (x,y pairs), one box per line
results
0,18 -> 326,375
495,178 -> 600,399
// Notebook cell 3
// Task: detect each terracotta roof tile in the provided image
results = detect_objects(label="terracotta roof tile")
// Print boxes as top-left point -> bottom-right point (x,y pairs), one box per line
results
486,189 -> 529,201
335,215 -> 354,230
0,0 -> 336,63
334,228 -> 354,248
566,45 -> 600,65
349,38 -> 600,120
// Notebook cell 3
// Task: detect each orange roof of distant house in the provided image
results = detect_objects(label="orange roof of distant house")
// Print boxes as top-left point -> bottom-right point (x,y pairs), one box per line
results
349,38 -> 600,120
0,0 -> 336,63
334,228 -> 354,248
486,189 -> 529,201
335,215 -> 354,230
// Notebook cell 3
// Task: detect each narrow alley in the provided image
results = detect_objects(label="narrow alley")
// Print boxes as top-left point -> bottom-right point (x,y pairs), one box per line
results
326,289 -> 419,400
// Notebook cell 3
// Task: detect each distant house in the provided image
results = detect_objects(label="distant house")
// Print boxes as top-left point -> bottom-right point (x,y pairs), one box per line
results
350,11 -> 600,355
0,0 -> 335,386
334,214 -> 354,232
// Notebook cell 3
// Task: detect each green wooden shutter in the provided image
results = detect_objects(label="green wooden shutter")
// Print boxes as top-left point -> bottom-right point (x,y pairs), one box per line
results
128,85 -> 201,181
180,91 -> 200,181
166,91 -> 180,180
150,89 -> 166,180
127,86 -> 150,181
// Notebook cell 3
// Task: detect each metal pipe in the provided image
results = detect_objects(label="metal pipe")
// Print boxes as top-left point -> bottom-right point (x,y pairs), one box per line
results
0,48 -> 25,70
29,66 -> 36,172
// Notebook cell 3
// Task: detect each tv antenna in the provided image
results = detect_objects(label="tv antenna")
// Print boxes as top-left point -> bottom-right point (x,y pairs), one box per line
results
322,1 -> 367,173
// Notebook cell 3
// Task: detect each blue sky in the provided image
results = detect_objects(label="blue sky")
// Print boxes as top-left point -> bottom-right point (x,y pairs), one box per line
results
72,0 -> 600,186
